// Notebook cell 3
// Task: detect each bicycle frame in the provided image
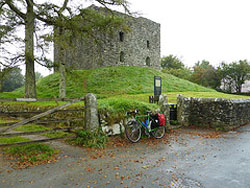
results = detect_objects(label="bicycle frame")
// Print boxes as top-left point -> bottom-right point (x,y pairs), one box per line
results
133,113 -> 158,133
125,110 -> 166,143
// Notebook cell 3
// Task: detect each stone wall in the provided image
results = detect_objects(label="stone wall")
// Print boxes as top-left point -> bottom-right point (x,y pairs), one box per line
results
54,5 -> 161,70
177,95 -> 250,130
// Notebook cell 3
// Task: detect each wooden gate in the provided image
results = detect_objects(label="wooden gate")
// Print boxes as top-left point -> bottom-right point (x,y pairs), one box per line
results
0,97 -> 85,147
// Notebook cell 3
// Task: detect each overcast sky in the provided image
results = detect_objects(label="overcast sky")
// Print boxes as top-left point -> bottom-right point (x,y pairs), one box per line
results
27,0 -> 250,75
129,0 -> 250,67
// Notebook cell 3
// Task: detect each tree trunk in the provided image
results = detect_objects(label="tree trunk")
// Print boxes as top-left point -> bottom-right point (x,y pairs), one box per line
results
58,28 -> 66,98
237,85 -> 242,94
0,79 -> 3,93
25,1 -> 36,98
59,62 -> 66,98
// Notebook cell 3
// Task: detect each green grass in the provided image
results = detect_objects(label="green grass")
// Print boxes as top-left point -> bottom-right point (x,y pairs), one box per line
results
3,66 -> 213,99
115,91 -> 250,104
0,134 -> 60,168
3,143 -> 60,167
0,119 -> 15,124
0,137 -> 30,144
42,131 -> 74,138
0,92 -> 23,98
11,124 -> 73,138
87,67 -> 214,95
98,97 -> 158,113
164,91 -> 250,103
0,117 -> 18,124
13,124 -> 50,132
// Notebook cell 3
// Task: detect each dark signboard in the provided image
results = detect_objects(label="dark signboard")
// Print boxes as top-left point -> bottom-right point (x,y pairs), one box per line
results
154,76 -> 162,100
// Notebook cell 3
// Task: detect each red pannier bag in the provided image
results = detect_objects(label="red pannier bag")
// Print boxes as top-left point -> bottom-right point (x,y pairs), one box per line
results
158,113 -> 165,126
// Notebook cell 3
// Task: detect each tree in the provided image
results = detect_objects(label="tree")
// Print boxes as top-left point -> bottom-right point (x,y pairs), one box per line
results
0,67 -> 12,92
0,3 -> 21,92
191,60 -> 220,89
161,55 -> 192,80
2,67 -> 24,92
161,55 -> 184,69
162,67 -> 192,81
218,60 -> 250,93
35,71 -> 43,81
1,0 -> 129,98
217,62 -> 233,93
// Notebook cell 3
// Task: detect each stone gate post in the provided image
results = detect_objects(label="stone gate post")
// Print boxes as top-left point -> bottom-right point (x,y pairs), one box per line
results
159,94 -> 170,127
84,93 -> 99,131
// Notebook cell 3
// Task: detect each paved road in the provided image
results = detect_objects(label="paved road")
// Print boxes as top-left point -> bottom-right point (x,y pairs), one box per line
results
1,125 -> 250,188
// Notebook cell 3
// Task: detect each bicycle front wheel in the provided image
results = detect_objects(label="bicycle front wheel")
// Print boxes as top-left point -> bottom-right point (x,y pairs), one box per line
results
125,120 -> 142,143
151,126 -> 165,139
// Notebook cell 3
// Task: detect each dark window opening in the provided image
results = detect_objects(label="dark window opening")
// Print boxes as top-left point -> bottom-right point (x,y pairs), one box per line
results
146,57 -> 151,66
120,51 -> 125,62
119,32 -> 124,42
147,40 -> 150,48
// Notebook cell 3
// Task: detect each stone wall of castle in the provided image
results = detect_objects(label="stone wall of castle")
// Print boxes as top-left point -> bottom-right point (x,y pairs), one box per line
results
54,8 -> 161,70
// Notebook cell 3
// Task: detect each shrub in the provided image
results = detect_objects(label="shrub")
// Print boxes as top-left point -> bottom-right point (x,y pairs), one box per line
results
71,129 -> 108,148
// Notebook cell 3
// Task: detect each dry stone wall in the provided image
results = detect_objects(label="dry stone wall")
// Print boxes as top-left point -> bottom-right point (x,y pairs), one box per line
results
177,94 -> 250,130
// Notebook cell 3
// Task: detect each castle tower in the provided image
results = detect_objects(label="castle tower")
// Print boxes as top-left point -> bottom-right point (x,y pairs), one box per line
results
54,5 -> 161,70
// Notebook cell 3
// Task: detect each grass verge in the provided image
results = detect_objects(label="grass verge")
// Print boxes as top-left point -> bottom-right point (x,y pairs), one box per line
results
69,129 -> 108,148
3,143 -> 60,168
0,137 -> 30,144
0,135 -> 60,168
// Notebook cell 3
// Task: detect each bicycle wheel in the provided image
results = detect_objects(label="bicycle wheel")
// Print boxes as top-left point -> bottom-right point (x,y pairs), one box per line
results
125,120 -> 142,143
151,126 -> 165,139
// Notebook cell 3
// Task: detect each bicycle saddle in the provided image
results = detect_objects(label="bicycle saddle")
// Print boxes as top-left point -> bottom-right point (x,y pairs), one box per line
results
146,110 -> 152,114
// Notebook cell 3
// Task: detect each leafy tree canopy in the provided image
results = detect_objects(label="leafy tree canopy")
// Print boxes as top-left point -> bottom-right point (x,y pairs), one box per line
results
191,60 -> 220,90
218,60 -> 250,93
2,67 -> 24,92
161,55 -> 184,69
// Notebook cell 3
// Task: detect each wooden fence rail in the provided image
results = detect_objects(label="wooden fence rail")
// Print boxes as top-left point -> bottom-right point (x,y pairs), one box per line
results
0,109 -> 85,116
0,118 -> 84,127
0,136 -> 76,147
0,128 -> 70,138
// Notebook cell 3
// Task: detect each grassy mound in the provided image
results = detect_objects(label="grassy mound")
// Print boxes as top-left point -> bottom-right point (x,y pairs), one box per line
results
1,66 -> 249,114
13,66 -> 213,98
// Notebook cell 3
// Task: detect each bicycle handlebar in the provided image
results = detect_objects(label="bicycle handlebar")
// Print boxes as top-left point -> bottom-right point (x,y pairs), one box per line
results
126,109 -> 153,116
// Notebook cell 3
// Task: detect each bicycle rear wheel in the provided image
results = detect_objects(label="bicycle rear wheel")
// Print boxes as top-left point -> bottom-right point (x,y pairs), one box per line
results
151,126 -> 165,139
125,120 -> 142,143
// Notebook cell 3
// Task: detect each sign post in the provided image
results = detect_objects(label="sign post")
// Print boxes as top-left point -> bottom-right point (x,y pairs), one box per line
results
154,76 -> 162,103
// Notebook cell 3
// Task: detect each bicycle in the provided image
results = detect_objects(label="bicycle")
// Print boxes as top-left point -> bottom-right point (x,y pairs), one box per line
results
125,109 -> 166,143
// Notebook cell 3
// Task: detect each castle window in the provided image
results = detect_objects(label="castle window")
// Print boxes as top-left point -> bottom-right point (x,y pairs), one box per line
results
146,57 -> 151,66
147,40 -> 150,48
119,32 -> 124,42
120,51 -> 125,62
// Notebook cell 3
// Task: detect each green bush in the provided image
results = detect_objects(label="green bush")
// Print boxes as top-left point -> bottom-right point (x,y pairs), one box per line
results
71,129 -> 108,148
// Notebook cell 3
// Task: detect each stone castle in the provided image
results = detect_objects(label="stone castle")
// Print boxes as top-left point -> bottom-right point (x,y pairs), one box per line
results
54,5 -> 161,70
